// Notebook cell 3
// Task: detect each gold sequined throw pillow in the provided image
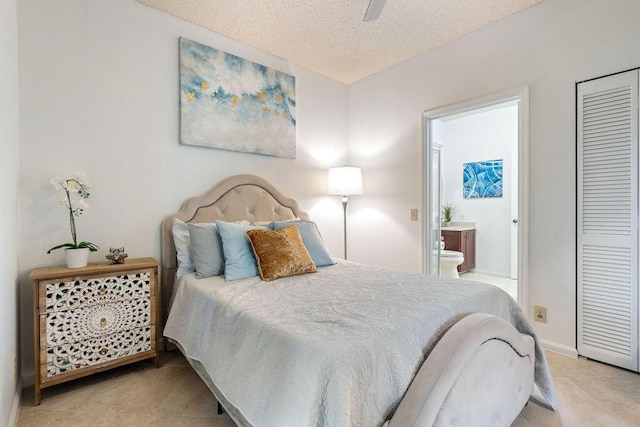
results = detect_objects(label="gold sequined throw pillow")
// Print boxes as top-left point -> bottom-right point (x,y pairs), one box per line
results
246,225 -> 317,281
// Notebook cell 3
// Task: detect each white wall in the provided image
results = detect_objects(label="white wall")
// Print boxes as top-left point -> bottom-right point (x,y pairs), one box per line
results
434,105 -> 518,276
348,0 -> 640,350
17,0 -> 349,382
0,0 -> 20,423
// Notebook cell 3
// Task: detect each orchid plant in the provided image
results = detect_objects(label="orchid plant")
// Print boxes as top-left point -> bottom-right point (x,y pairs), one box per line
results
47,172 -> 99,254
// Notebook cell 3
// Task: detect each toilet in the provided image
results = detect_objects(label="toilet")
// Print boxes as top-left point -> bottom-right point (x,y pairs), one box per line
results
433,249 -> 465,278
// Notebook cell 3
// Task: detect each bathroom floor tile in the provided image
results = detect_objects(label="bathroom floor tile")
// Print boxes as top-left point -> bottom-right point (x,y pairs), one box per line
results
461,271 -> 517,300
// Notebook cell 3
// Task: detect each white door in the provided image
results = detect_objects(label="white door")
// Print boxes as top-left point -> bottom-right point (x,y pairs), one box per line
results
511,143 -> 519,280
577,70 -> 639,371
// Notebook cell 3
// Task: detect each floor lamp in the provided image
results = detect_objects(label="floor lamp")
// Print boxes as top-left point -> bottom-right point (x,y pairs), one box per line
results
328,166 -> 363,259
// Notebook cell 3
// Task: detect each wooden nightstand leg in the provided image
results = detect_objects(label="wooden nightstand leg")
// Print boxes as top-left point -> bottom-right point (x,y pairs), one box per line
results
33,278 -> 42,406
34,384 -> 41,406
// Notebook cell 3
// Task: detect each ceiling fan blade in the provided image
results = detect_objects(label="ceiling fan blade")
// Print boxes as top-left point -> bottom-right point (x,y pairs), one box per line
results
363,0 -> 387,21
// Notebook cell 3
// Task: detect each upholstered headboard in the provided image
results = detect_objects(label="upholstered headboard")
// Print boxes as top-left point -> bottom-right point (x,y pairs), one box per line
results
160,174 -> 310,324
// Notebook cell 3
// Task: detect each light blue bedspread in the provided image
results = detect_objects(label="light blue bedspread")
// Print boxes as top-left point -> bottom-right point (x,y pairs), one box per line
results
164,261 -> 556,426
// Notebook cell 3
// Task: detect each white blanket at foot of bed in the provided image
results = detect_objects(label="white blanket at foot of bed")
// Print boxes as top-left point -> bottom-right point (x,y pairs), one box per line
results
164,261 -> 556,427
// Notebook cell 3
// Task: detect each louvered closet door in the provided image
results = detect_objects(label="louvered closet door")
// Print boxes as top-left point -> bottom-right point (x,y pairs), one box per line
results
578,70 -> 639,371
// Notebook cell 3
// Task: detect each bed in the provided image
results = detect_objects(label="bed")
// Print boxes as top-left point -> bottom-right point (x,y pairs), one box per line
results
161,174 -> 557,427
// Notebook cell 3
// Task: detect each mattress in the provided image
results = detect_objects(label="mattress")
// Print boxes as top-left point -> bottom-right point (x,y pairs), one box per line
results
164,260 -> 555,426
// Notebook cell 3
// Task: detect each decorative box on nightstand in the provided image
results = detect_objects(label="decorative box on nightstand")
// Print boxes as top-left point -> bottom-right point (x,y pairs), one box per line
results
29,257 -> 160,405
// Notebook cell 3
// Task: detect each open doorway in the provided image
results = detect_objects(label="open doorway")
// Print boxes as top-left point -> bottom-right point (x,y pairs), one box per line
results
422,87 -> 529,310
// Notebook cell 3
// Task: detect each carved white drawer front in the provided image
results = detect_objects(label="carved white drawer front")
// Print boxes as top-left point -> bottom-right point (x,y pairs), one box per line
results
44,272 -> 150,313
45,298 -> 151,347
46,326 -> 153,377
30,258 -> 160,406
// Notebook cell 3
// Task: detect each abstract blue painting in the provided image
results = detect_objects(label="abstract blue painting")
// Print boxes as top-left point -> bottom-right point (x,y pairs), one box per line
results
179,37 -> 296,158
463,159 -> 503,198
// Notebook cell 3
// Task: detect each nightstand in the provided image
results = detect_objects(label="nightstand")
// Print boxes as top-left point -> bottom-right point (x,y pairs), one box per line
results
29,257 -> 160,405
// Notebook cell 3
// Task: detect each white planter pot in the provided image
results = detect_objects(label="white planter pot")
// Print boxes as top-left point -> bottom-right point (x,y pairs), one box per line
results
65,247 -> 89,268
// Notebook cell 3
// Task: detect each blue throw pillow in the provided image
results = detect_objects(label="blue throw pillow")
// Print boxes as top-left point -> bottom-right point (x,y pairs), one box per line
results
187,222 -> 225,278
216,221 -> 266,281
270,221 -> 335,267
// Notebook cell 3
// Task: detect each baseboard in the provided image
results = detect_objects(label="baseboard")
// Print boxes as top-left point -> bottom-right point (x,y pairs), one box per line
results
9,378 -> 22,427
540,339 -> 578,358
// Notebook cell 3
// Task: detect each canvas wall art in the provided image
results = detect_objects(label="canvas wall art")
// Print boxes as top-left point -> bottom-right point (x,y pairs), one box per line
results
463,159 -> 503,198
179,37 -> 296,158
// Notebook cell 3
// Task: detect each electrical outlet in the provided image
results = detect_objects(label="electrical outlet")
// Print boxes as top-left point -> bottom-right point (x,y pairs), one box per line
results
534,305 -> 547,323
410,209 -> 418,221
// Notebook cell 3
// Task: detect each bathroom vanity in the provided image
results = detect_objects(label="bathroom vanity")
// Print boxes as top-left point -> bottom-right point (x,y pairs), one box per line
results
441,225 -> 476,273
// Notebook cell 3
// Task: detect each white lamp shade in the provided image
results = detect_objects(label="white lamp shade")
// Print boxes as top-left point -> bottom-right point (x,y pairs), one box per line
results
328,166 -> 363,196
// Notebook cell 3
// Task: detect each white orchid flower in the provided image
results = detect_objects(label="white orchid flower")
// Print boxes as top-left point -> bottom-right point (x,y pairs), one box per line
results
69,199 -> 89,216
47,172 -> 98,254
50,176 -> 64,190
66,180 -> 79,192
73,172 -> 89,187
75,199 -> 89,210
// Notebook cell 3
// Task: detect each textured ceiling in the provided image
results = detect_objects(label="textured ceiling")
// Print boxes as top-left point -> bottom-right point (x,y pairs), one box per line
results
137,0 -> 543,84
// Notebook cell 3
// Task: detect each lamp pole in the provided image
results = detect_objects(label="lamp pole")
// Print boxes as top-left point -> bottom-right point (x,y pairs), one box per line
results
328,166 -> 362,261
342,195 -> 348,259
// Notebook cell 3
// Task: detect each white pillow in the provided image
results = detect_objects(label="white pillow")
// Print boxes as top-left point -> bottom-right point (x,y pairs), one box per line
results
172,218 -> 195,279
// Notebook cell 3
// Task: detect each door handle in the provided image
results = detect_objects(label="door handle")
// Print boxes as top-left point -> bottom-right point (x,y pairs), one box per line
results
512,219 -> 519,224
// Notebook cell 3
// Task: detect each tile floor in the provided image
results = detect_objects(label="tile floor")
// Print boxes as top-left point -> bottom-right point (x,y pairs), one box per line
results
18,350 -> 640,426
462,271 -> 518,301
18,353 -> 234,427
